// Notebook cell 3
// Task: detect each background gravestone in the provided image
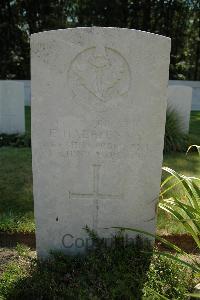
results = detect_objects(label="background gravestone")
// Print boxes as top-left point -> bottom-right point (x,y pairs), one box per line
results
0,81 -> 25,134
31,27 -> 171,258
167,85 -> 192,133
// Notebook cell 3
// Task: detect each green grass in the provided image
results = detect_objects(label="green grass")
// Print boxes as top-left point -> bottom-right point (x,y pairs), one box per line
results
0,109 -> 199,234
0,239 -> 195,300
163,152 -> 200,177
0,106 -> 33,232
0,147 -> 34,232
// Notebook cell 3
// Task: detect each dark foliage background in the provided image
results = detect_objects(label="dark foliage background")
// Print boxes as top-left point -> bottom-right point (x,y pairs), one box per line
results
0,0 -> 199,80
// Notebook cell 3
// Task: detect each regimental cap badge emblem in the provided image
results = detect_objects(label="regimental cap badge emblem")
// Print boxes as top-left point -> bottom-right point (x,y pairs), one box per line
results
68,43 -> 131,110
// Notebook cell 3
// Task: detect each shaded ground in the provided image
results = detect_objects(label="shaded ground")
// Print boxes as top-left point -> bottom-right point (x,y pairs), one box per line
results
157,234 -> 199,254
0,231 -> 199,254
0,232 -> 35,249
0,248 -> 17,276
0,241 -> 195,300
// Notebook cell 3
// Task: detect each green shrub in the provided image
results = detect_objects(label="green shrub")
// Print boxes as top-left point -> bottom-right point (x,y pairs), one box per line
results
0,134 -> 31,148
164,108 -> 188,153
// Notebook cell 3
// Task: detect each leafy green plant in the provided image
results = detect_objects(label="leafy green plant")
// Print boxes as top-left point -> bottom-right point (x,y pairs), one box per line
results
187,144 -> 200,155
160,145 -> 200,249
158,147 -> 200,298
160,166 -> 200,248
164,108 -> 188,153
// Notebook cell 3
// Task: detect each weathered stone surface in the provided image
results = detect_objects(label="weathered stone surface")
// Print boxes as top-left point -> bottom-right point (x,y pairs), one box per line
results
31,27 -> 171,257
0,81 -> 25,134
167,85 -> 192,133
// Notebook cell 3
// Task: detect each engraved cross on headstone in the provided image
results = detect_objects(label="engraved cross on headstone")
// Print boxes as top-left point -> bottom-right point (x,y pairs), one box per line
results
69,164 -> 121,230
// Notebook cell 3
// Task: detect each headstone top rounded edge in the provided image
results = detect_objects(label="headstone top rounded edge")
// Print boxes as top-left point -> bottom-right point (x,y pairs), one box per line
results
30,26 -> 171,43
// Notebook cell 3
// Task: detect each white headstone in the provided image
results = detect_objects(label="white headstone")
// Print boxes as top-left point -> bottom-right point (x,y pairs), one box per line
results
167,85 -> 192,133
31,27 -> 171,258
0,81 -> 25,134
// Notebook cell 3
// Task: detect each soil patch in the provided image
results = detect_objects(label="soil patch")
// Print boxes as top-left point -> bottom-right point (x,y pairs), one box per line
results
0,231 -> 199,254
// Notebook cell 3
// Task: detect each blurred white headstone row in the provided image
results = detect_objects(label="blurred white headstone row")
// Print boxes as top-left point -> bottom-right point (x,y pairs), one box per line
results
167,85 -> 192,133
0,80 -> 25,134
0,78 -> 198,136
0,79 -> 199,109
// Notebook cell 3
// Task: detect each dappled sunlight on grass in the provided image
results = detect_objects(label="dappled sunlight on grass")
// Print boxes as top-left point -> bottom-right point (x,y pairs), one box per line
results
163,152 -> 200,177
